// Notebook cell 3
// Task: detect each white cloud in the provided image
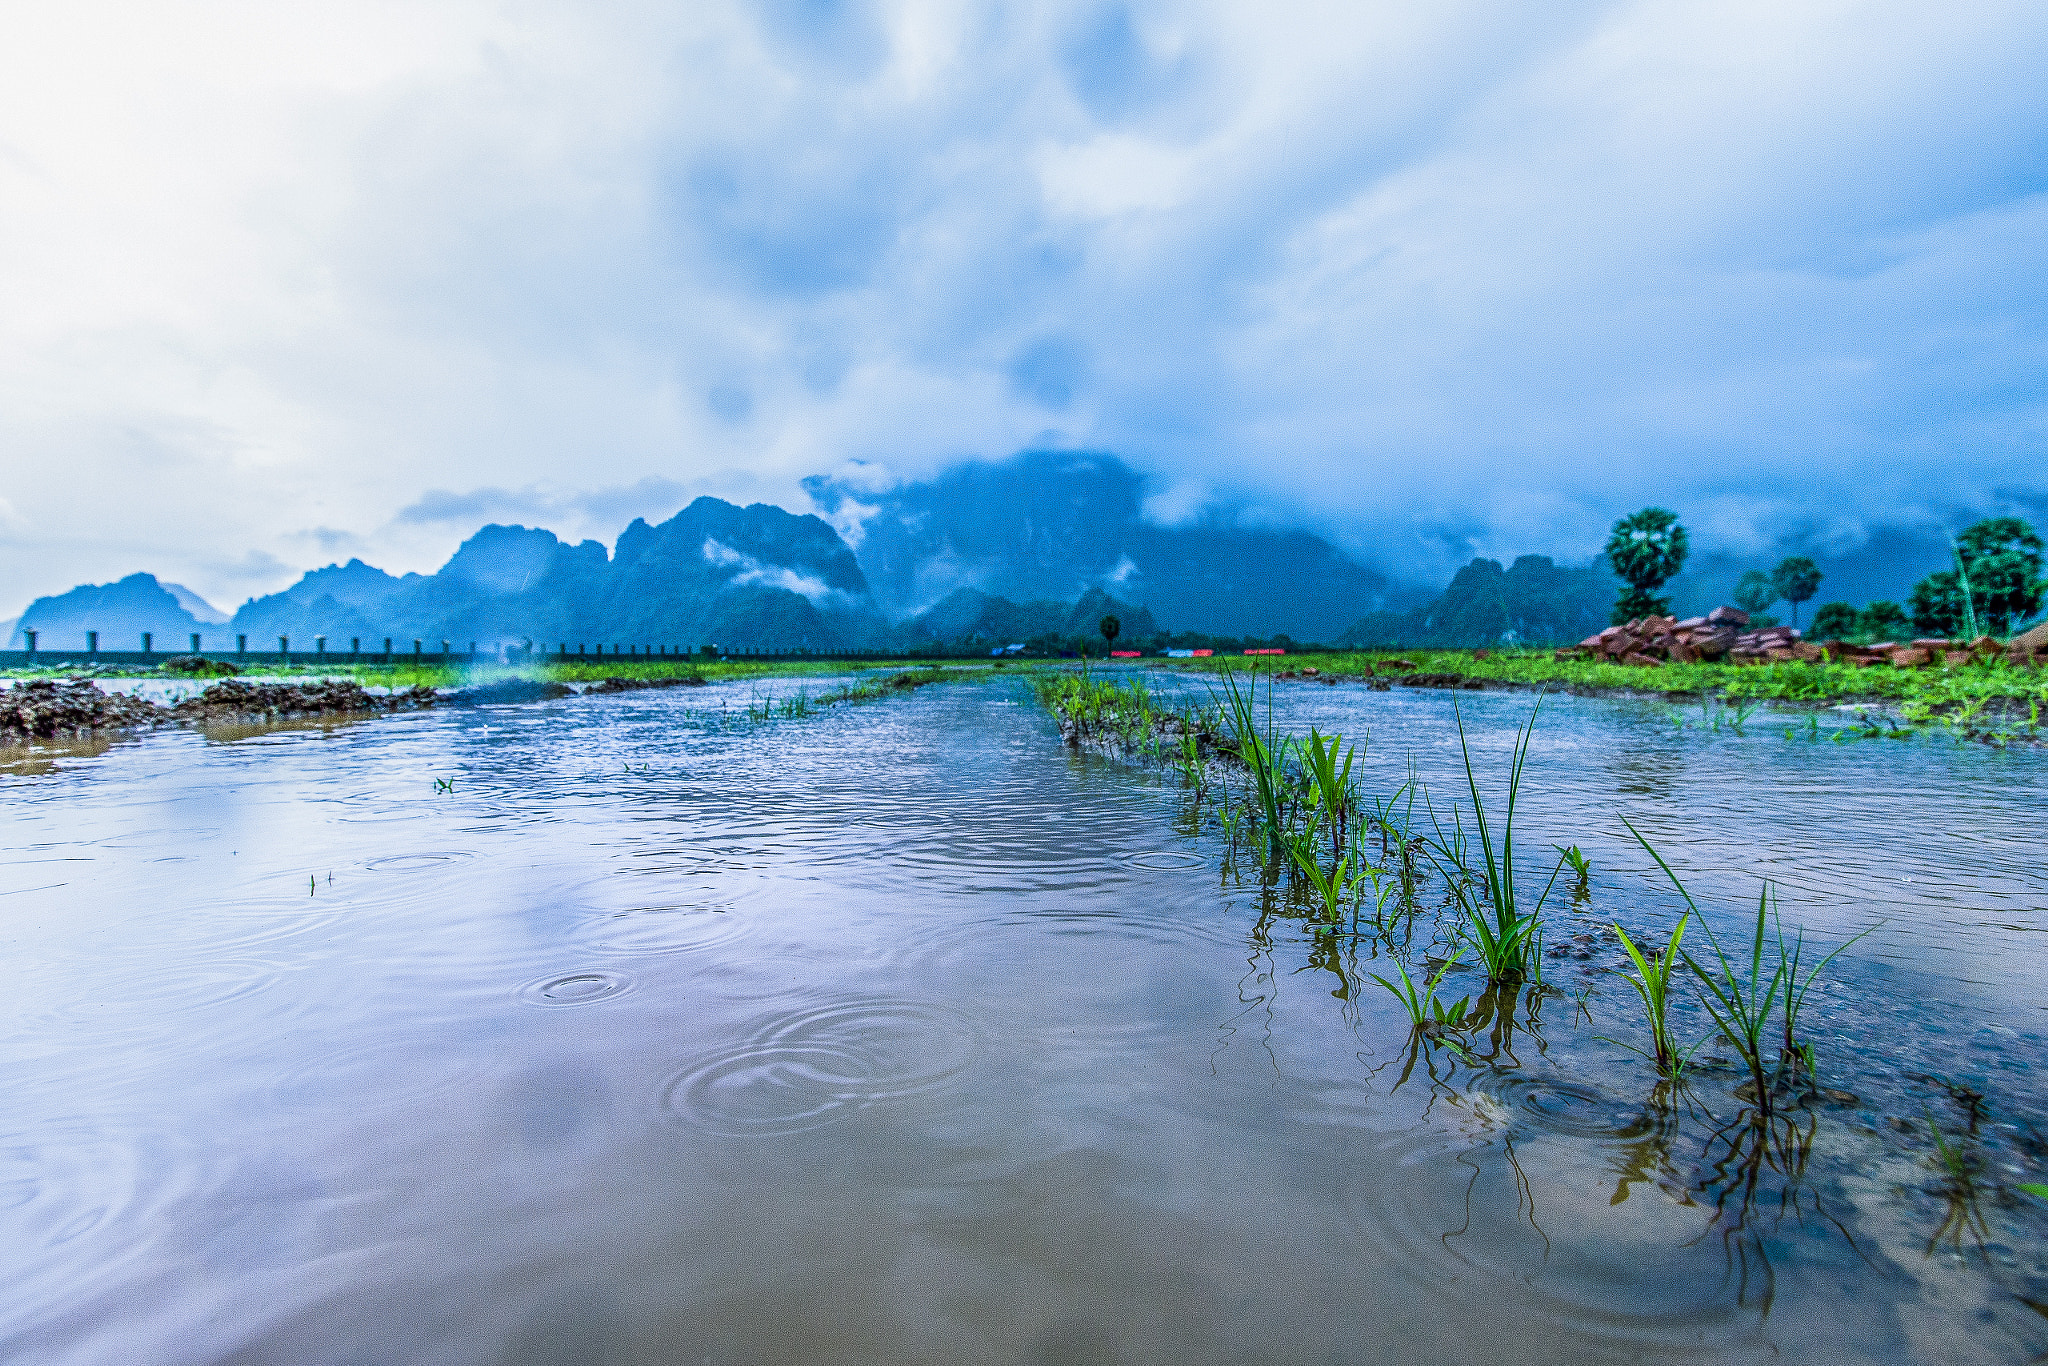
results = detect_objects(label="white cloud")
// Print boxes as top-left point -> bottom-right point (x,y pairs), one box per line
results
1,0 -> 2043,610
701,536 -> 850,606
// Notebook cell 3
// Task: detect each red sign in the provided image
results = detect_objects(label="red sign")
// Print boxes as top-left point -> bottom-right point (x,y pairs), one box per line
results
1244,648 -> 1286,655
1110,650 -> 1141,658
1191,649 -> 1213,657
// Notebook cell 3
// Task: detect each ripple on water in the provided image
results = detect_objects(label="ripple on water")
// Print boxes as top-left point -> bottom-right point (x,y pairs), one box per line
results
660,998 -> 977,1137
575,903 -> 748,956
364,852 -> 477,871
1465,1072 -> 1648,1141
1334,1116 -> 1757,1362
518,971 -> 633,1006
1122,851 -> 1206,871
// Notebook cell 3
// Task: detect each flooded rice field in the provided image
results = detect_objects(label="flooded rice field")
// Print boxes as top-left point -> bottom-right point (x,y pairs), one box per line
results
2,674 -> 2045,1363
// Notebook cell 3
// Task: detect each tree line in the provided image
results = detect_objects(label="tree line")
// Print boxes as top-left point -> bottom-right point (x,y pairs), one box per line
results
1604,510 -> 2044,639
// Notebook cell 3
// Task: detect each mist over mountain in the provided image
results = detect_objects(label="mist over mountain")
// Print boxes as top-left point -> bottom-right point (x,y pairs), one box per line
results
905,587 -> 1158,651
806,452 -> 1402,642
1342,556 -> 1620,648
16,444 -> 2025,655
15,499 -> 893,652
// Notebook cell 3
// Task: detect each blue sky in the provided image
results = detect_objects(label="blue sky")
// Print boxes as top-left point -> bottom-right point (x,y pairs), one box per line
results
2,0 -> 2045,612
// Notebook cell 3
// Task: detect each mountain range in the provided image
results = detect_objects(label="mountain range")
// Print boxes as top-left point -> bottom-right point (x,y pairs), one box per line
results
11,453 -> 1394,653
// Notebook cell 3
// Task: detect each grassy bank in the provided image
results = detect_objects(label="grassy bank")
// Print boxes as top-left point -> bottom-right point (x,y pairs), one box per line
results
1146,648 -> 2046,738
0,656 -> 999,691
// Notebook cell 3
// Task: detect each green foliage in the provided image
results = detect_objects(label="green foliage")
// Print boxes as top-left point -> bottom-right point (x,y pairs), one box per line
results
1369,947 -> 1473,1056
1732,570 -> 1778,616
1433,696 -> 1550,985
1910,570 -> 1965,637
1771,557 -> 1823,628
1687,888 -> 1788,1118
1608,903 -> 1694,1077
1809,602 -> 1858,640
1913,518 -> 2046,637
1954,517 -> 2045,634
1605,509 -> 1689,625
1856,600 -> 1908,641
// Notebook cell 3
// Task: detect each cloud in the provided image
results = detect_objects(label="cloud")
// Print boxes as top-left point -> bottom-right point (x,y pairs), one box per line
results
1,0 -> 2043,604
700,535 -> 852,606
395,478 -> 698,535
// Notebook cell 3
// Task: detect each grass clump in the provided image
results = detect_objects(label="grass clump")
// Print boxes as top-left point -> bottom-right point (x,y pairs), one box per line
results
1433,696 -> 1554,986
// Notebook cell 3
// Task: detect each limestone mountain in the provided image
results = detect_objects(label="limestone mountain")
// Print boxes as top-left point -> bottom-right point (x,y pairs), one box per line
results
15,573 -> 221,650
1341,555 -> 1618,647
222,498 -> 893,651
907,586 -> 1158,648
805,450 -> 1395,641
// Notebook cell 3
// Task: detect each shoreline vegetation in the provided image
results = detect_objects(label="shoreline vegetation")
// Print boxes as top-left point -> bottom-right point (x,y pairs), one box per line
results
0,659 -> 974,745
1028,667 -> 2048,1274
4,637 -> 2044,745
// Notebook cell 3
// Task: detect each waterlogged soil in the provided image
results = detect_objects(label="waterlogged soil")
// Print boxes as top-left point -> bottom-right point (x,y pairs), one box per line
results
2,677 -> 2045,1363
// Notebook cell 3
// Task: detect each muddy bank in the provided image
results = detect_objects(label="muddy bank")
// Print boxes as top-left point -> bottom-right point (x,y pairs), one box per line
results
1,678 -> 440,742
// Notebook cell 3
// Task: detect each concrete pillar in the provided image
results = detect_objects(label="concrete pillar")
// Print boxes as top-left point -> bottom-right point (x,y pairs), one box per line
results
191,633 -> 201,654
142,632 -> 152,655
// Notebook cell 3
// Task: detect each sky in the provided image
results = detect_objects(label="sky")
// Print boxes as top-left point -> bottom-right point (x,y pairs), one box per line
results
3,0 -> 2046,615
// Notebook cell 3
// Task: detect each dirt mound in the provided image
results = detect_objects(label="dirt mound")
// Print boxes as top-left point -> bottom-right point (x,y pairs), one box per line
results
0,680 -> 165,740
586,675 -> 702,694
171,680 -> 437,722
160,656 -> 241,677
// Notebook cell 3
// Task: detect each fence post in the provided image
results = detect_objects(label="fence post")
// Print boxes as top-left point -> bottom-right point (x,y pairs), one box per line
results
142,632 -> 152,655
235,634 -> 245,656
351,637 -> 360,657
383,638 -> 392,659
315,636 -> 326,662
468,641 -> 475,659
440,640 -> 450,661
413,639 -> 423,662
23,628 -> 35,658
191,633 -> 201,654
279,636 -> 289,663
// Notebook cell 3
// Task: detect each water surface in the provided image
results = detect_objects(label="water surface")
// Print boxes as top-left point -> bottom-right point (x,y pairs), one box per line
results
2,676 -> 2045,1363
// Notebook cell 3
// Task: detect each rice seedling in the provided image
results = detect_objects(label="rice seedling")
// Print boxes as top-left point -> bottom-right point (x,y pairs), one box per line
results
1603,910 -> 1697,1077
1688,895 -> 1784,1114
1370,945 -> 1473,1059
1176,729 -> 1205,791
2020,1183 -> 2048,1201
1297,726 -> 1361,863
1212,667 -> 1293,872
1625,819 -> 1789,1117
1436,694 -> 1550,986
432,777 -> 454,794
1554,843 -> 1591,883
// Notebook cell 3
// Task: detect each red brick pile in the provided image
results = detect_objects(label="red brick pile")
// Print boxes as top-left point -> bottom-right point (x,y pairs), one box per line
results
1560,606 -> 1764,667
1557,610 -> 2048,669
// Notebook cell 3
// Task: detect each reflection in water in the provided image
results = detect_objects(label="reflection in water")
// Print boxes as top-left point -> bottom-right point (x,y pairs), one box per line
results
0,677 -> 2045,1362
